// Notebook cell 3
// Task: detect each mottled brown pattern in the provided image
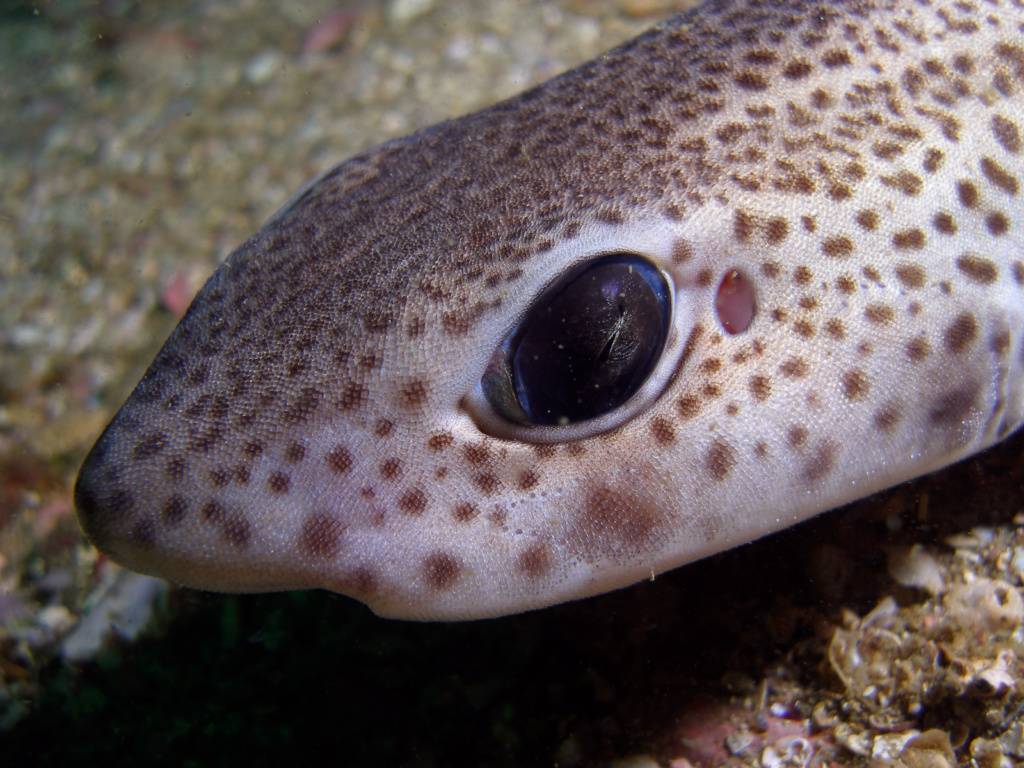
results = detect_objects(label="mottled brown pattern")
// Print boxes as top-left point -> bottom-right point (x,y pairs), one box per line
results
72,0 -> 1024,621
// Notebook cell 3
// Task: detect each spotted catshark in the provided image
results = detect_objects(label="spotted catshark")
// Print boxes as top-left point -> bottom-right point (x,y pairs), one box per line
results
75,0 -> 1024,619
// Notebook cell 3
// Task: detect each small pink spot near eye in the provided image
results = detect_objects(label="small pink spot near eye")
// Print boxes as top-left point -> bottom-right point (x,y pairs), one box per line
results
715,269 -> 756,335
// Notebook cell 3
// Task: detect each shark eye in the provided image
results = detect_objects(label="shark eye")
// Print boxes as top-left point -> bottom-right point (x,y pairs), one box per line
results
481,255 -> 671,427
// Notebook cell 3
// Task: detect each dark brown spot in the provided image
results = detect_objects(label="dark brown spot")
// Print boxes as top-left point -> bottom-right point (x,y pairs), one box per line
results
517,544 -> 551,579
810,88 -> 832,110
906,335 -> 930,362
734,209 -> 755,243
855,209 -> 878,231
787,425 -> 808,449
166,456 -> 187,482
873,403 -> 902,433
991,330 -> 1012,357
767,217 -> 789,244
923,148 -> 944,174
895,264 -> 926,289
326,445 -> 352,474
427,432 -> 454,451
132,432 -> 167,461
933,211 -> 957,235
749,374 -> 771,401
822,48 -> 851,68
374,419 -> 394,438
474,473 -> 500,494
822,236 -> 854,258
201,500 -> 225,524
650,416 -> 676,446
671,238 -> 694,263
209,467 -> 229,488
992,115 -> 1021,154
944,312 -> 978,354
462,442 -> 491,466
533,445 -> 557,459
793,266 -> 812,285
398,487 -> 428,515
576,486 -> 662,556
337,380 -> 367,411
793,320 -> 814,338
268,472 -> 290,494
223,514 -> 251,549
780,357 -> 809,378
301,513 -> 344,558
379,458 -> 402,480
285,442 -> 306,463
956,253 -> 999,284
981,156 -> 1019,195
986,212 -> 1010,236
678,395 -> 701,419
401,379 -> 429,408
244,441 -> 264,459
893,229 -> 925,250
735,71 -> 768,91
881,170 -> 923,196
453,502 -> 477,523
284,386 -> 321,425
865,304 -> 895,325
803,440 -> 837,482
836,276 -> 856,294
825,319 -> 845,340
162,495 -> 188,526
783,59 -> 813,79
842,369 -> 869,401
957,180 -> 980,208
518,470 -> 539,491
929,383 -> 979,425
705,439 -> 736,482
423,552 -> 461,590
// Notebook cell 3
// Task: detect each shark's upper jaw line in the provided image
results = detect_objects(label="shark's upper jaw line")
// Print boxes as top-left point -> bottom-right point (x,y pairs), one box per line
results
75,0 -> 1024,620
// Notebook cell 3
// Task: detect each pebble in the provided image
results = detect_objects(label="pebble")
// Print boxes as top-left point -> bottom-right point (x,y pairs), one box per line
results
389,0 -> 435,25
245,50 -> 283,84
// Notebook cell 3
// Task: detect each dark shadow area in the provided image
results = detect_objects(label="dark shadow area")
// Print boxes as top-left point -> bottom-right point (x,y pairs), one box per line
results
6,430 -> 1023,767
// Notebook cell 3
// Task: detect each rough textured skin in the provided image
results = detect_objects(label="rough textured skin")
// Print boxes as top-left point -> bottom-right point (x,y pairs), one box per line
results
75,0 -> 1024,620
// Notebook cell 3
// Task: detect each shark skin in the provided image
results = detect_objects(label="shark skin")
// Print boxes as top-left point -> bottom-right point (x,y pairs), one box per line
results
75,0 -> 1024,620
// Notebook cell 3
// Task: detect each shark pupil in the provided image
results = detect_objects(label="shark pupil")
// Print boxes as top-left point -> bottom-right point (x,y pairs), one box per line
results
486,255 -> 671,426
